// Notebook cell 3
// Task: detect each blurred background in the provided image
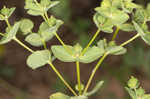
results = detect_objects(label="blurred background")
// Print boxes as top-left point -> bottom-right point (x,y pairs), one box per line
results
0,0 -> 150,99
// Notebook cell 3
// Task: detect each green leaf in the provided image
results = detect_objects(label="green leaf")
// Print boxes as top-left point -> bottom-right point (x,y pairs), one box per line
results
101,0 -> 111,8
128,76 -> 139,89
71,96 -> 88,99
0,6 -> 15,17
106,46 -> 127,55
51,45 -> 76,62
118,23 -> 135,32
141,34 -> 150,46
79,46 -> 105,63
97,39 -> 107,50
0,22 -> 20,44
101,0 -> 122,8
27,9 -> 43,16
95,7 -> 129,25
7,7 -> 16,18
136,87 -> 145,97
25,33 -> 43,47
93,13 -> 113,33
133,9 -> 147,25
25,0 -> 43,16
0,6 -> 10,16
45,1 -> 60,11
146,3 -> 150,16
132,21 -> 145,36
112,0 -> 122,8
49,92 -> 70,99
97,39 -> 126,55
125,87 -> 136,99
122,0 -> 140,13
52,44 -> 105,63
73,43 -> 83,55
27,50 -> 51,69
39,16 -> 63,42
25,0 -> 59,16
84,81 -> 104,96
20,19 -> 34,35
133,21 -> 150,45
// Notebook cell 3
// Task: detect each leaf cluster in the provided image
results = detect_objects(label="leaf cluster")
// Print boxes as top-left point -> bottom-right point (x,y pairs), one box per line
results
126,76 -> 150,99
25,0 -> 59,16
93,0 -> 139,33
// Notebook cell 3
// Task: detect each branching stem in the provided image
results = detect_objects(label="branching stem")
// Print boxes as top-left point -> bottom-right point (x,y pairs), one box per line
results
83,53 -> 108,94
13,37 -> 34,53
42,12 -> 72,55
83,33 -> 140,94
5,19 -> 11,28
120,34 -> 140,47
80,29 -> 101,56
48,61 -> 77,96
76,61 -> 81,95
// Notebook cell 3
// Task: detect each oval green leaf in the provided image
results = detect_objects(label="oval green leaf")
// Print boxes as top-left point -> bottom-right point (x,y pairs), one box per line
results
51,45 -> 76,62
25,33 -> 43,47
79,46 -> 105,63
20,19 -> 34,35
27,50 -> 51,69
50,92 -> 70,99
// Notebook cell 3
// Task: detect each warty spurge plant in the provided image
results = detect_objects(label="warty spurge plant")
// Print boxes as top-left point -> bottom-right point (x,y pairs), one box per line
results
0,0 -> 150,98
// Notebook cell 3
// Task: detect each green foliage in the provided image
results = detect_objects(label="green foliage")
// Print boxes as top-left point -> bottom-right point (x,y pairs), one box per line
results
0,0 -> 150,99
126,76 -> 150,99
133,21 -> 150,45
25,16 -> 63,47
25,0 -> 59,16
97,39 -> 126,55
93,13 -> 113,33
0,22 -> 20,44
25,33 -> 43,47
27,50 -> 51,69
93,0 -> 140,33
118,23 -> 135,32
20,19 -> 34,35
51,44 -> 105,63
49,92 -> 70,99
0,6 -> 15,20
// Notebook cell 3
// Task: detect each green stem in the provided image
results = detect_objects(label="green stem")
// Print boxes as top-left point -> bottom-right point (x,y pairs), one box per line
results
44,11 -> 49,21
41,38 -> 47,49
4,19 -> 34,53
42,12 -> 72,55
76,61 -> 81,95
13,37 -> 34,53
5,19 -> 11,28
83,53 -> 108,94
134,88 -> 138,98
48,61 -> 77,96
80,29 -> 101,56
112,27 -> 120,41
120,34 -> 140,47
83,33 -> 140,94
